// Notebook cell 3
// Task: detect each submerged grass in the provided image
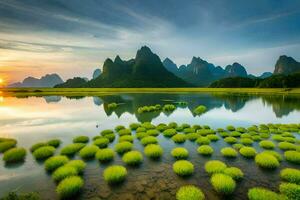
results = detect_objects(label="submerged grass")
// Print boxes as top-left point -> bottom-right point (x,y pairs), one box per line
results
56,176 -> 84,199
3,147 -> 26,163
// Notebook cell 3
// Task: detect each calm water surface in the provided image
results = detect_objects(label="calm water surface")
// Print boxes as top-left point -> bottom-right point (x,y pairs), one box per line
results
0,93 -> 299,199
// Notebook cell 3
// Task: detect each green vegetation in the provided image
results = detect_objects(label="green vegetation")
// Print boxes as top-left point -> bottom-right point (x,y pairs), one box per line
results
239,147 -> 257,158
278,142 -> 297,151
224,136 -> 238,144
60,143 -> 86,156
118,128 -> 131,136
207,134 -> 219,141
96,148 -> 115,163
73,135 -> 89,143
52,166 -> 78,182
30,142 -> 47,153
107,103 -> 118,109
196,137 -> 210,145
144,144 -> 163,159
146,129 -> 159,136
137,104 -> 161,113
3,147 -> 26,163
93,137 -> 110,148
205,160 -> 227,175
32,146 -> 56,160
44,155 -> 69,172
65,160 -> 86,174
172,134 -> 187,143
173,160 -> 194,176
210,173 -> 236,195
279,182 -> 300,200
0,140 -> 17,153
248,187 -> 283,200
0,192 -> 40,200
141,136 -> 158,146
114,141 -> 133,154
227,125 -> 236,131
163,129 -> 177,137
224,167 -> 244,180
115,125 -> 125,132
280,168 -> 300,184
162,104 -> 176,112
284,150 -> 300,164
79,145 -> 99,159
259,140 -> 275,149
233,143 -> 244,150
176,185 -> 205,200
193,105 -> 207,115
100,129 -> 114,136
47,139 -> 61,148
221,147 -> 238,158
171,147 -> 189,160
56,176 -> 84,199
197,145 -> 214,156
255,153 -> 280,169
262,150 -> 283,162
240,138 -> 254,146
103,165 -> 127,184
129,123 -> 140,130
122,150 -> 143,166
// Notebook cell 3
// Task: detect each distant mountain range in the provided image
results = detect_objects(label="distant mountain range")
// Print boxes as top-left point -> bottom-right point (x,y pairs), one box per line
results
8,74 -> 63,88
274,55 -> 300,74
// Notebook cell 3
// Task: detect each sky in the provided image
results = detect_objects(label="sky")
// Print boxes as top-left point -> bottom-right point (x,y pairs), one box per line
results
0,0 -> 300,83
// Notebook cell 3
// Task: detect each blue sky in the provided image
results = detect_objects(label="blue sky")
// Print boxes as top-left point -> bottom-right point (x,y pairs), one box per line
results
0,0 -> 300,82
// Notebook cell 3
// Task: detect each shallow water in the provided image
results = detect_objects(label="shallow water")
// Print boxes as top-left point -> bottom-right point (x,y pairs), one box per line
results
0,93 -> 299,199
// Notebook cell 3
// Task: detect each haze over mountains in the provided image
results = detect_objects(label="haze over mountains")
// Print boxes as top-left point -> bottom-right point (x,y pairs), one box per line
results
8,74 -> 63,88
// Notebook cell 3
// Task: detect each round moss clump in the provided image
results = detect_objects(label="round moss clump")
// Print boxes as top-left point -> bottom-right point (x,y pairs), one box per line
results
47,139 -> 61,148
210,173 -> 236,195
114,141 -> 133,154
239,147 -> 257,158
224,137 -> 237,144
240,138 -> 254,146
193,105 -> 207,115
259,140 -> 275,149
262,150 -> 283,162
186,133 -> 199,141
248,187 -> 283,200
197,145 -> 214,156
279,182 -> 300,200
163,128 -> 177,137
100,129 -> 114,136
30,142 -> 46,153
96,148 -> 115,163
52,166 -> 78,182
280,168 -> 300,184
171,147 -> 189,160
146,129 -> 159,137
122,150 -> 143,166
255,153 -> 279,169
207,134 -> 219,141
141,136 -> 158,146
278,142 -> 296,151
136,132 -> 148,140
44,155 -> 69,172
176,185 -> 205,200
33,146 -> 56,160
119,135 -> 134,143
284,150 -> 300,164
73,135 -> 89,143
56,176 -> 84,199
205,160 -> 227,175
232,143 -> 244,150
196,137 -> 210,145
129,123 -> 140,130
118,128 -> 131,136
103,133 -> 115,142
144,144 -> 163,159
79,145 -> 99,159
173,160 -> 194,176
103,165 -> 127,184
227,125 -> 235,131
172,134 -> 187,143
60,143 -> 86,156
65,160 -> 86,174
3,147 -> 26,163
93,137 -> 110,148
115,125 -> 125,132
224,167 -> 244,180
221,147 -> 238,158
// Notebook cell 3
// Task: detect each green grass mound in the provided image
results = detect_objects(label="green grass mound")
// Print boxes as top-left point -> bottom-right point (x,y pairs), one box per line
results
173,160 -> 194,176
107,103 -> 118,109
103,133 -> 115,142
205,160 -> 227,175
3,147 -> 26,163
255,153 -> 279,169
248,187 -> 283,200
100,129 -> 114,136
79,145 -> 99,159
284,150 -> 300,164
118,128 -> 131,136
163,129 -> 177,137
280,168 -> 300,184
232,143 -> 244,150
240,138 -> 254,146
144,144 -> 163,159
65,160 -> 86,174
279,182 -> 300,200
141,136 -> 158,146
103,165 -> 127,184
197,145 -> 214,156
176,185 -> 205,200
219,131 -> 230,138
60,143 -> 86,156
278,142 -> 297,151
224,167 -> 244,180
122,150 -> 143,166
186,133 -> 199,141
171,147 -> 189,160
52,166 -> 78,182
163,104 -> 176,112
119,135 -> 134,143
210,173 -> 236,195
224,137 -> 237,144
30,142 -> 47,153
115,125 -> 125,132
93,137 -> 110,148
56,176 -> 84,199
136,127 -> 147,133
73,135 -> 89,143
129,123 -> 140,130
114,141 -> 133,154
262,150 -> 283,162
172,134 -> 187,143
196,137 -> 210,145
207,134 -> 219,141
227,125 -> 235,131
44,155 -> 69,172
136,132 -> 148,140
33,146 -> 56,160
193,105 -> 207,115
230,131 -> 241,137
239,147 -> 257,158
146,129 -> 159,137
259,140 -> 275,149
0,140 -> 17,153
221,147 -> 238,158
46,139 -> 61,148
96,148 -> 115,163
